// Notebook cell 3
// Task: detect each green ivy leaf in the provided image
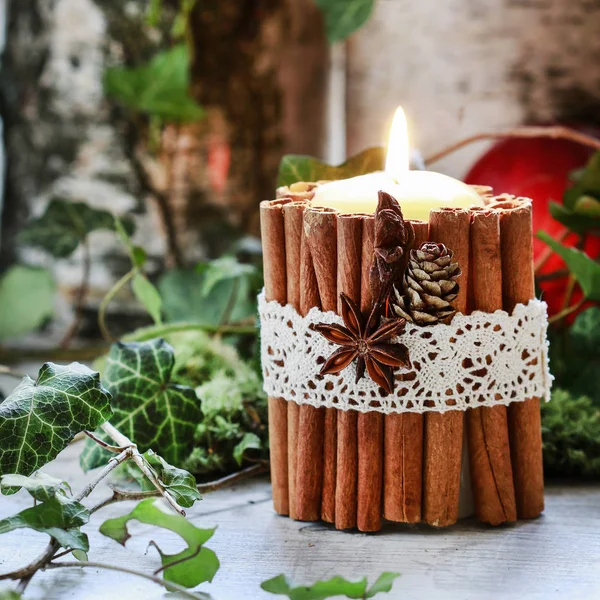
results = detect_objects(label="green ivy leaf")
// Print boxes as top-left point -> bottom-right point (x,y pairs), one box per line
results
19,199 -> 134,259
365,573 -> 401,598
537,231 -> 600,300
0,589 -> 23,599
0,266 -> 54,341
104,45 -> 205,122
200,257 -> 257,297
570,152 -> 600,193
100,498 -> 219,588
80,339 -> 199,471
314,0 -> 375,43
233,432 -> 261,466
115,217 -> 147,269
0,494 -> 90,551
0,363 -> 112,480
132,273 -> 163,325
261,574 -> 370,599
277,147 -> 385,188
141,449 -> 200,508
0,472 -> 70,502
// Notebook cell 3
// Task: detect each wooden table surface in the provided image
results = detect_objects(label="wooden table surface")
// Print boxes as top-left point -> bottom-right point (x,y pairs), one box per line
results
1,441 -> 600,600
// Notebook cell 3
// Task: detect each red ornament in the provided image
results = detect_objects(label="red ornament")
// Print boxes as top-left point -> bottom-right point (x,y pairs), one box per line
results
464,130 -> 600,319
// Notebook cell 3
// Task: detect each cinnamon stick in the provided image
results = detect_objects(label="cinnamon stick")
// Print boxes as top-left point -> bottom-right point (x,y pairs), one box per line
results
494,198 -> 544,520
383,220 -> 428,524
294,208 -> 336,521
423,208 -> 470,527
356,214 -> 385,532
260,199 -> 291,515
466,208 -> 517,525
283,201 -> 307,520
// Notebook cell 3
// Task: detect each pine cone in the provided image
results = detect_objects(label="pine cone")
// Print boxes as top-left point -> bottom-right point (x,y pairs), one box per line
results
391,242 -> 461,325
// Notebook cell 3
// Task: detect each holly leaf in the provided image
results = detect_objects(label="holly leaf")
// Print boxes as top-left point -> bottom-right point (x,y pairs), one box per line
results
100,498 -> 218,588
233,432 -> 262,466
277,147 -> 385,188
0,494 -> 90,551
0,363 -> 112,480
537,231 -> 600,301
261,574 -> 370,599
104,45 -> 204,122
140,449 -> 200,508
314,0 -> 375,43
19,198 -> 134,258
0,472 -> 70,502
0,266 -> 54,341
132,273 -> 163,325
80,339 -> 199,471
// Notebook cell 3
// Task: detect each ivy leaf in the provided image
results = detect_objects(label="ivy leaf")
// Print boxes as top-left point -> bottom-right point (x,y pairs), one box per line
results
140,449 -> 200,508
365,573 -> 401,598
277,147 -> 385,188
537,231 -> 600,300
0,589 -> 23,599
0,494 -> 90,551
19,198 -> 134,259
132,273 -> 163,325
261,574 -> 368,599
549,201 -> 600,234
0,363 -> 112,480
100,498 -> 218,588
314,0 -> 375,43
200,257 -> 258,297
115,217 -> 147,269
233,432 -> 262,466
0,266 -> 55,341
0,472 -> 70,502
104,45 -> 204,122
80,339 -> 199,471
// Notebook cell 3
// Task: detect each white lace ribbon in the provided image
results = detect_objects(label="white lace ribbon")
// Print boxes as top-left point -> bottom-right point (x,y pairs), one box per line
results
259,291 -> 552,414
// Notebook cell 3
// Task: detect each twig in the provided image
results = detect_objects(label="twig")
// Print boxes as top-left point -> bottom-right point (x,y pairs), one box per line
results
0,365 -> 27,379
424,125 -> 600,166
123,320 -> 257,342
101,422 -> 186,515
548,297 -> 586,325
89,462 -> 269,513
535,269 -> 569,282
46,561 -> 211,600
84,430 -> 130,454
51,549 -> 75,561
60,238 -> 92,348
534,230 -> 570,274
98,268 -> 136,342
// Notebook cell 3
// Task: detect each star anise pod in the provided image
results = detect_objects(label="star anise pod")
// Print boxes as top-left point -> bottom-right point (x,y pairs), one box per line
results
312,293 -> 411,394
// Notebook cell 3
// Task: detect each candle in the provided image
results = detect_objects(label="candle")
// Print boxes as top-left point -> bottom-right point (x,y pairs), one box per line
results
312,107 -> 484,220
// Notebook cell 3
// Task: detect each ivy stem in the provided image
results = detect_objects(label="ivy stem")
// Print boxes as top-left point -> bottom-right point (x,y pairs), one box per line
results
101,422 -> 186,516
60,238 -> 92,348
98,268 -> 136,342
45,561 -> 211,599
123,320 -> 257,342
424,125 -> 600,166
84,430 -> 130,454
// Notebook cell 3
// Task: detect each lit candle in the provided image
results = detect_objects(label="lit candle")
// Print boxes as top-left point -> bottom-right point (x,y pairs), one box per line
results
312,107 -> 484,220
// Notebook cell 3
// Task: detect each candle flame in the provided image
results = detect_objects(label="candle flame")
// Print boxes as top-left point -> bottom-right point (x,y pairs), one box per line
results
385,106 -> 410,181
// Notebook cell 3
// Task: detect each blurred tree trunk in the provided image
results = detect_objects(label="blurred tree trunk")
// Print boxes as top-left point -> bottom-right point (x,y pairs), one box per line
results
185,0 -> 328,242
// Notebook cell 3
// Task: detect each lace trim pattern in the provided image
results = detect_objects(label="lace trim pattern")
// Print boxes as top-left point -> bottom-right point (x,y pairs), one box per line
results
259,291 -> 552,414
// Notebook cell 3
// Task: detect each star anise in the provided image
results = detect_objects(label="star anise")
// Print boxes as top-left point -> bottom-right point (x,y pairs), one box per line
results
312,293 -> 411,394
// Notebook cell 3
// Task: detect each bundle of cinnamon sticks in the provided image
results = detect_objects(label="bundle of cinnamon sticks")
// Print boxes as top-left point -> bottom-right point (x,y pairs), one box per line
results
260,186 -> 544,531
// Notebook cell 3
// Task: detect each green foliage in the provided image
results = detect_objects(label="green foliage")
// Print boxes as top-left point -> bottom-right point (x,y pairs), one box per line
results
19,199 -> 134,259
233,432 -> 262,466
159,257 -> 261,326
0,266 -> 54,341
542,389 -> 600,478
0,590 -> 22,599
552,152 -> 600,233
277,147 -> 385,188
80,339 -> 199,471
0,363 -> 112,480
1,472 -> 70,502
141,449 -> 201,508
100,498 -> 219,588
314,0 -> 375,43
261,572 -> 401,599
537,232 -> 600,301
0,489 -> 90,551
132,273 -> 163,325
104,44 -> 204,122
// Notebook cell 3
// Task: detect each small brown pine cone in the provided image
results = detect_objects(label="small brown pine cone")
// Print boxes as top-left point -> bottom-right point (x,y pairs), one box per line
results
391,242 -> 461,325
